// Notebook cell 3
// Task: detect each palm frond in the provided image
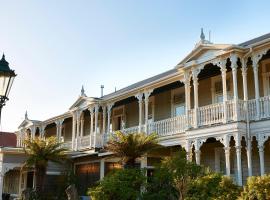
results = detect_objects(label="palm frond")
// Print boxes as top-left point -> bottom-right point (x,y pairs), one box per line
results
106,131 -> 161,166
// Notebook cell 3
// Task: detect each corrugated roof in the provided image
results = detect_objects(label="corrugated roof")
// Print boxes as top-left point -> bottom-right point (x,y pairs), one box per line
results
102,68 -> 178,99
239,32 -> 270,47
0,132 -> 16,147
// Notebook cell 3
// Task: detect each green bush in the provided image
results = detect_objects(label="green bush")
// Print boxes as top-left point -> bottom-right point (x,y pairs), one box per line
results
143,166 -> 179,200
88,168 -> 146,200
185,173 -> 241,200
240,175 -> 270,200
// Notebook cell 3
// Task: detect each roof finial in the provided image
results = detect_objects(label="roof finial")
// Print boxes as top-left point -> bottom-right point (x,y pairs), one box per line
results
2,53 -> 6,60
81,85 -> 85,96
25,111 -> 28,120
200,28 -> 205,41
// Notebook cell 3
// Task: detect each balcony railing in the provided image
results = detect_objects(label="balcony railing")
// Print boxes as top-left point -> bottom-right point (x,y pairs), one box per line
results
28,95 -> 270,151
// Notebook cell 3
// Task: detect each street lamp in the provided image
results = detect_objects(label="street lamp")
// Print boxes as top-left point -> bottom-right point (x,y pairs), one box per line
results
0,54 -> 16,123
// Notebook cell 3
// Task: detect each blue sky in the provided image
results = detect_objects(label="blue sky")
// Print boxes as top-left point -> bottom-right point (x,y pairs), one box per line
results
0,0 -> 270,131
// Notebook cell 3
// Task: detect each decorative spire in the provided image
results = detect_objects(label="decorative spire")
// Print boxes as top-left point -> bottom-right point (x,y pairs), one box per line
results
25,111 -> 28,120
200,28 -> 205,41
81,85 -> 86,96
1,53 -> 5,61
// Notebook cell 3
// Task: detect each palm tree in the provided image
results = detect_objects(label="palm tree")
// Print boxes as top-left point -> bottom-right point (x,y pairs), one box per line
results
23,136 -> 67,195
106,131 -> 161,168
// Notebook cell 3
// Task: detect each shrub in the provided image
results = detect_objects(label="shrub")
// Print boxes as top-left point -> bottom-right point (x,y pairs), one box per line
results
185,173 -> 241,200
88,168 -> 146,200
143,166 -> 179,200
240,175 -> 270,200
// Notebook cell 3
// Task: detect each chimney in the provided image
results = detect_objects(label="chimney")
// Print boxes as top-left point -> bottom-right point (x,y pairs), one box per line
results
101,85 -> 104,97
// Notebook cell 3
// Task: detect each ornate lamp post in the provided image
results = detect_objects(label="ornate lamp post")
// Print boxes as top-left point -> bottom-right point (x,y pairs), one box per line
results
0,54 -> 16,123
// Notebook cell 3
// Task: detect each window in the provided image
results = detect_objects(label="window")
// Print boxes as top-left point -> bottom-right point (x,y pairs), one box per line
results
262,61 -> 270,96
171,91 -> 185,117
211,75 -> 232,103
175,104 -> 185,116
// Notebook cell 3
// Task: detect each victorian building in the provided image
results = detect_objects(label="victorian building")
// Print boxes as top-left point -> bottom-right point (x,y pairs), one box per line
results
2,31 -> 270,198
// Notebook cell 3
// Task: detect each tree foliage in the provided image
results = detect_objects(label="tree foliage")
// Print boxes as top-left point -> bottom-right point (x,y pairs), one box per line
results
88,168 -> 146,200
106,131 -> 161,167
143,165 -> 179,200
143,150 -> 205,200
240,175 -> 270,200
23,137 -> 68,197
185,173 -> 240,200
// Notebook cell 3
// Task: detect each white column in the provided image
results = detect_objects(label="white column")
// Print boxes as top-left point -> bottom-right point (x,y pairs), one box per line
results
231,55 -> 239,100
144,89 -> 153,134
102,106 -> 106,147
75,111 -> 81,150
55,121 -> 60,140
246,140 -> 252,177
102,106 -> 106,134
241,63 -> 248,101
224,147 -> 231,176
222,134 -> 231,176
94,104 -> 99,148
80,118 -> 84,146
55,120 -> 64,142
258,138 -> 265,176
140,156 -> 147,169
184,71 -> 191,112
31,126 -> 36,140
194,139 -> 202,165
40,126 -> 45,139
235,135 -> 242,186
220,61 -> 228,123
107,103 -> 114,134
231,55 -> 239,121
192,69 -> 199,128
183,71 -> 191,129
252,56 -> 260,119
88,107 -> 94,148
100,159 -> 105,180
71,113 -> 77,150
185,140 -> 192,162
135,93 -> 144,132
59,120 -> 64,141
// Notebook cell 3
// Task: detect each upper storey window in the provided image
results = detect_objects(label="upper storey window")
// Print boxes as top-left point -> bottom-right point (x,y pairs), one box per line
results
171,89 -> 185,117
211,74 -> 232,103
262,60 -> 270,96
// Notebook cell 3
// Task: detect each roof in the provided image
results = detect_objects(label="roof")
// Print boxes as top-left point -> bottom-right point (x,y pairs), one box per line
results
103,33 -> 270,100
102,68 -> 178,99
0,132 -> 17,147
238,32 -> 270,47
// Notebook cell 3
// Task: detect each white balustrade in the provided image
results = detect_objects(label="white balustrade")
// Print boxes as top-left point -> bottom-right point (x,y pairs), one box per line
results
122,126 -> 139,135
248,99 -> 258,120
22,95 -> 270,149
62,141 -> 72,149
198,102 -> 224,126
238,100 -> 246,120
226,100 -> 235,121
80,135 -> 90,149
148,115 -> 186,136
259,96 -> 270,119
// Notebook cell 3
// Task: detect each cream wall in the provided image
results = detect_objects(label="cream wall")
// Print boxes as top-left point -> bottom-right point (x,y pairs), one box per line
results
63,118 -> 72,141
45,125 -> 56,138
125,101 -> 139,128
154,90 -> 171,121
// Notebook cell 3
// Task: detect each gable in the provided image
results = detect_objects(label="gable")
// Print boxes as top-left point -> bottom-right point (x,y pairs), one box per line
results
18,120 -> 33,129
177,44 -> 230,67
69,96 -> 101,110
187,49 -> 218,63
